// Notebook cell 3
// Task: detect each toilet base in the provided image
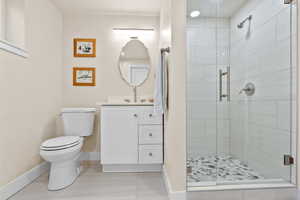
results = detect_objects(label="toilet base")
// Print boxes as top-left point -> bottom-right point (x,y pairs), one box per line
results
48,154 -> 81,191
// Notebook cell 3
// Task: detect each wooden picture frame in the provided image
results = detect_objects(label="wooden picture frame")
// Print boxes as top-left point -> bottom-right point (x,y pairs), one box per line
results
73,38 -> 96,57
73,67 -> 96,86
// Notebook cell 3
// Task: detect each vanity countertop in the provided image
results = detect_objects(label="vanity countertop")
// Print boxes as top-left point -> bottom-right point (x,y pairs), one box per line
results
96,102 -> 154,106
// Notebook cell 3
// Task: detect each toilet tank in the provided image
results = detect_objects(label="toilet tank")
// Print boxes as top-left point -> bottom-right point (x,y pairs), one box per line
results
61,108 -> 96,137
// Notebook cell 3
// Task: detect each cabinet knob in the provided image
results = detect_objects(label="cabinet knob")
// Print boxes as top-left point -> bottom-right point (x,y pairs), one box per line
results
134,114 -> 138,118
149,133 -> 153,137
149,153 -> 153,157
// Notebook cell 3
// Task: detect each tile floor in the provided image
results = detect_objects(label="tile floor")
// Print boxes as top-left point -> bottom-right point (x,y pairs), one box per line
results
187,155 -> 264,183
8,165 -> 299,200
9,166 -> 169,200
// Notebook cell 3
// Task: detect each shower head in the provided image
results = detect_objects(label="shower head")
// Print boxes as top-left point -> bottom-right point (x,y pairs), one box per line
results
237,23 -> 244,29
237,15 -> 252,29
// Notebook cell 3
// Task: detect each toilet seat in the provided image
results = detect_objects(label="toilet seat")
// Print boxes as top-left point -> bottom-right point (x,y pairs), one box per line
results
41,136 -> 82,151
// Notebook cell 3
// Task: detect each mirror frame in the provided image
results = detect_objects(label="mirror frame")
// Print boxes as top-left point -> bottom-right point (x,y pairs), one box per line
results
118,39 -> 151,88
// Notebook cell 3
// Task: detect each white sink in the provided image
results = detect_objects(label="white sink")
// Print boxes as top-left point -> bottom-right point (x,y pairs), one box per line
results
97,96 -> 154,106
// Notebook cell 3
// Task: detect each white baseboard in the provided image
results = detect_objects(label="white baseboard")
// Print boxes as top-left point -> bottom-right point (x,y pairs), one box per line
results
103,164 -> 162,172
162,166 -> 186,200
0,162 -> 50,200
0,39 -> 29,58
79,152 -> 100,161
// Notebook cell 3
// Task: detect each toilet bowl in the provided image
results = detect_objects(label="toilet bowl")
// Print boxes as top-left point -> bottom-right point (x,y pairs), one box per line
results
40,136 -> 84,190
40,108 -> 96,191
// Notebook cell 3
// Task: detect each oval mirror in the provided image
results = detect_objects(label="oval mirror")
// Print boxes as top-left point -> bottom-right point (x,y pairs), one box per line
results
119,40 -> 151,87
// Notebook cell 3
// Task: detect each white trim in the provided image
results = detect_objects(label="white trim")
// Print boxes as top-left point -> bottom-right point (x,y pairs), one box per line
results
102,164 -> 162,172
0,39 -> 28,58
187,178 -> 293,187
79,152 -> 100,161
0,162 -> 49,200
188,183 -> 296,192
162,166 -> 187,200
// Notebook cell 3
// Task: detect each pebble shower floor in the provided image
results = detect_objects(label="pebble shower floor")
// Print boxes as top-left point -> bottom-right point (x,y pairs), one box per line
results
187,155 -> 265,183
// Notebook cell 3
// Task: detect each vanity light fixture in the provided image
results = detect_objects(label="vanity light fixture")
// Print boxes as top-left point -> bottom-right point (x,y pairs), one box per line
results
113,28 -> 155,31
113,28 -> 155,40
130,36 -> 139,40
190,10 -> 201,18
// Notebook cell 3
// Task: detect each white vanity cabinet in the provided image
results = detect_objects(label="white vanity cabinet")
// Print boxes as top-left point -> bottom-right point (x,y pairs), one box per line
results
100,105 -> 163,172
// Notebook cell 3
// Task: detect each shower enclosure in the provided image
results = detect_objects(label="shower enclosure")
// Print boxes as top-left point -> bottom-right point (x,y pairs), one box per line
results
186,0 -> 298,189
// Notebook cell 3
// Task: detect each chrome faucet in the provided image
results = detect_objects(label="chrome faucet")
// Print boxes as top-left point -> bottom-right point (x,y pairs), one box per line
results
133,87 -> 137,103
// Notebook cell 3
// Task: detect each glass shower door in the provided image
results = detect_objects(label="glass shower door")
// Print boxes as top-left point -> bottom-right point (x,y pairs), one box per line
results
186,0 -> 297,188
186,1 -> 219,186
215,0 -> 296,185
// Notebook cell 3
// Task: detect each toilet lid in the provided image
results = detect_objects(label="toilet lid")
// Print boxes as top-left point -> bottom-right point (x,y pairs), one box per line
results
41,136 -> 81,149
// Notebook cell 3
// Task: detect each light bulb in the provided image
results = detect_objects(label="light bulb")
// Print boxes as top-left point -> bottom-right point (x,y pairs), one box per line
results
190,10 -> 200,18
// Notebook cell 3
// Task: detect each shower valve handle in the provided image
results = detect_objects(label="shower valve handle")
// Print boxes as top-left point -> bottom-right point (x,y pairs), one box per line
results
239,83 -> 255,96
239,88 -> 251,94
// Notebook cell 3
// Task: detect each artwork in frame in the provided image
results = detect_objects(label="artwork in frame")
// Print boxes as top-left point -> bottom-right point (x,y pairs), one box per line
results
73,38 -> 96,57
73,67 -> 96,86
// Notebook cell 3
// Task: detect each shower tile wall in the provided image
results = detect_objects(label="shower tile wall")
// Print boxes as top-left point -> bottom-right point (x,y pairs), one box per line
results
187,18 -> 230,157
230,0 -> 296,181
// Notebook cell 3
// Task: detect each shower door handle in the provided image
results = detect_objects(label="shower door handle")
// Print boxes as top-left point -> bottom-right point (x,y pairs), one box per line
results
227,66 -> 231,101
219,69 -> 224,101
219,67 -> 230,102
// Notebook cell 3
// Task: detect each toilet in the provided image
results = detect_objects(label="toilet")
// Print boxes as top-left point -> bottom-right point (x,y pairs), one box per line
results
40,108 -> 96,191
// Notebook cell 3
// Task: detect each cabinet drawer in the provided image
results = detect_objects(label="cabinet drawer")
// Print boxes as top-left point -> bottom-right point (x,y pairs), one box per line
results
139,125 -> 162,144
139,107 -> 162,124
139,145 -> 163,164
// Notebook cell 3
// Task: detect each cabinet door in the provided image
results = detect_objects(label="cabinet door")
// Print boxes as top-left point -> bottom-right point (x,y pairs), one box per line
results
101,107 -> 139,164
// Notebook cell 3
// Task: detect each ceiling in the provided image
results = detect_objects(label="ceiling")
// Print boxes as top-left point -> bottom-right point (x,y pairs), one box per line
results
51,0 -> 161,16
51,0 -> 248,19
188,0 -> 248,18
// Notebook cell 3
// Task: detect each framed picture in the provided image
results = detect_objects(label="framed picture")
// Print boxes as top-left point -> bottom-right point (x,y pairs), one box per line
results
73,67 -> 96,86
73,38 -> 96,57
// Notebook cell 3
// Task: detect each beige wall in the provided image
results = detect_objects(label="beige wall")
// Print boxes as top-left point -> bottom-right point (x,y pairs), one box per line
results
62,14 -> 159,152
161,0 -> 187,192
159,0 -> 171,48
0,0 -> 63,187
